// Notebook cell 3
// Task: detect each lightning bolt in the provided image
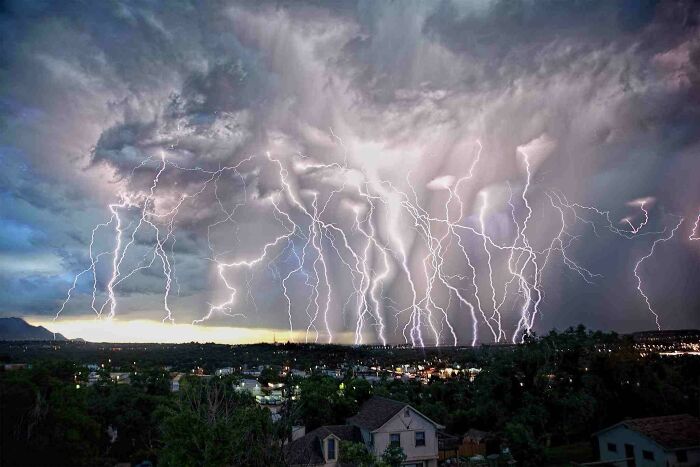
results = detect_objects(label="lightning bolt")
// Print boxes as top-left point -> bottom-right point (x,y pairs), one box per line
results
56,133 -> 692,347
690,210 -> 700,241
633,217 -> 684,329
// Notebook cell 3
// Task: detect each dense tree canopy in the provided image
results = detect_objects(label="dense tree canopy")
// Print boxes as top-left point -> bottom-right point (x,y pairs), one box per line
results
1,327 -> 698,467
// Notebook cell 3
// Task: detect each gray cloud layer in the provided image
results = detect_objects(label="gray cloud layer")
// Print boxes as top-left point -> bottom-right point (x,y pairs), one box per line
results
1,0 -> 699,343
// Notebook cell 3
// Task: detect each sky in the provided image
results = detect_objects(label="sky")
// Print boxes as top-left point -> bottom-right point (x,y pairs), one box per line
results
1,0 -> 699,345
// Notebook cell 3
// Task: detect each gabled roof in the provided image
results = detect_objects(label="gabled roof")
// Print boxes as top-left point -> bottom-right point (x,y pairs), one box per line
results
347,396 -> 444,432
284,425 -> 361,465
347,396 -> 408,431
596,414 -> 700,450
315,425 -> 363,442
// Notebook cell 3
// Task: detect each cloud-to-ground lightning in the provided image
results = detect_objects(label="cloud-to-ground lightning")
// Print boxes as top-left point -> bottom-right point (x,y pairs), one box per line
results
633,217 -> 684,329
56,135 -> 691,346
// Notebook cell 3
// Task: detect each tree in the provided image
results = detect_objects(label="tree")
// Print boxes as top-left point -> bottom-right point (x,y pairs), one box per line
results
87,384 -> 173,465
380,445 -> 407,467
130,367 -> 170,396
258,366 -> 279,386
298,375 -> 359,430
340,441 -> 377,467
503,421 -> 545,467
159,376 -> 283,467
0,362 -> 101,466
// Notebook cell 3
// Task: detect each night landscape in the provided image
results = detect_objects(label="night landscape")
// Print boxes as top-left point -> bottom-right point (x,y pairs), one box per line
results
1,1 -> 699,466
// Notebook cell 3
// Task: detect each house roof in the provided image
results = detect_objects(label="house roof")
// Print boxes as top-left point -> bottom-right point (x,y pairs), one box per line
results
347,396 -> 408,431
284,425 -> 361,465
597,414 -> 700,450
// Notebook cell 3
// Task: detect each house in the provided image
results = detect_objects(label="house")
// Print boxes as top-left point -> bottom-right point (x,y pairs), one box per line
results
235,378 -> 262,396
215,367 -> 235,376
593,414 -> 700,466
291,369 -> 309,378
286,425 -> 362,466
347,396 -> 442,467
109,372 -> 130,384
285,396 -> 443,467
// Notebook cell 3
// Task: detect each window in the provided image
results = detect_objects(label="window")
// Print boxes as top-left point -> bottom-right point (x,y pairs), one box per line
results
404,407 -> 411,417
415,431 -> 426,446
642,450 -> 654,461
370,433 -> 374,446
624,444 -> 634,467
607,443 -> 618,453
677,450 -> 688,462
327,438 -> 336,460
390,433 -> 401,447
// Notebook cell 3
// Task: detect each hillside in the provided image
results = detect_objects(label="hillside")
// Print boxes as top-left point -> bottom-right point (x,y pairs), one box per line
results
0,317 -> 67,341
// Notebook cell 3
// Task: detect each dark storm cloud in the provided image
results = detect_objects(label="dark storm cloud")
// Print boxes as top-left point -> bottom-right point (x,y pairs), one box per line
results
0,0 -> 698,340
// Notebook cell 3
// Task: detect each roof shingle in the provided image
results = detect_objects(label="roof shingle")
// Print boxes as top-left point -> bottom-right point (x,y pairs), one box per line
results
619,414 -> 700,450
347,396 -> 407,431
284,425 -> 361,465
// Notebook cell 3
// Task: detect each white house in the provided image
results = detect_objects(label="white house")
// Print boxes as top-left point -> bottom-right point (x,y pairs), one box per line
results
285,396 -> 443,467
214,367 -> 235,376
594,414 -> 700,467
235,378 -> 262,396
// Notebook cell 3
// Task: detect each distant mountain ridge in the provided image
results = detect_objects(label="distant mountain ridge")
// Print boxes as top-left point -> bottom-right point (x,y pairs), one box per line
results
0,317 -> 67,341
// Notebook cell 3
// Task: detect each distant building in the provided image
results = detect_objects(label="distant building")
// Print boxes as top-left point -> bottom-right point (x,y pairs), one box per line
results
593,414 -> 700,466
285,396 -> 442,467
236,378 -> 262,396
632,330 -> 700,345
88,371 -> 100,385
170,373 -> 185,392
215,367 -> 234,376
2,363 -> 31,371
109,372 -> 130,384
290,369 -> 309,378
255,394 -> 283,406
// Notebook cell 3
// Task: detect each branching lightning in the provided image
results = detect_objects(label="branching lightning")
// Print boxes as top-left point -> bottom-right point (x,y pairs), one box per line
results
56,136 -> 689,346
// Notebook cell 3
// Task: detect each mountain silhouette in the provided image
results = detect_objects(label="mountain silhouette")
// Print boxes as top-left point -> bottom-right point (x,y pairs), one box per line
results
0,317 -> 67,341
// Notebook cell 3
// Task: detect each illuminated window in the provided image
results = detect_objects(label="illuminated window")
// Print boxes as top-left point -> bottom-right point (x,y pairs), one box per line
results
390,433 -> 401,447
415,431 -> 426,446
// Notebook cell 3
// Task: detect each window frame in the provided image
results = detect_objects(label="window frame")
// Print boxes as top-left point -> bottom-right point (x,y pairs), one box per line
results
415,430 -> 426,447
390,432 -> 401,447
